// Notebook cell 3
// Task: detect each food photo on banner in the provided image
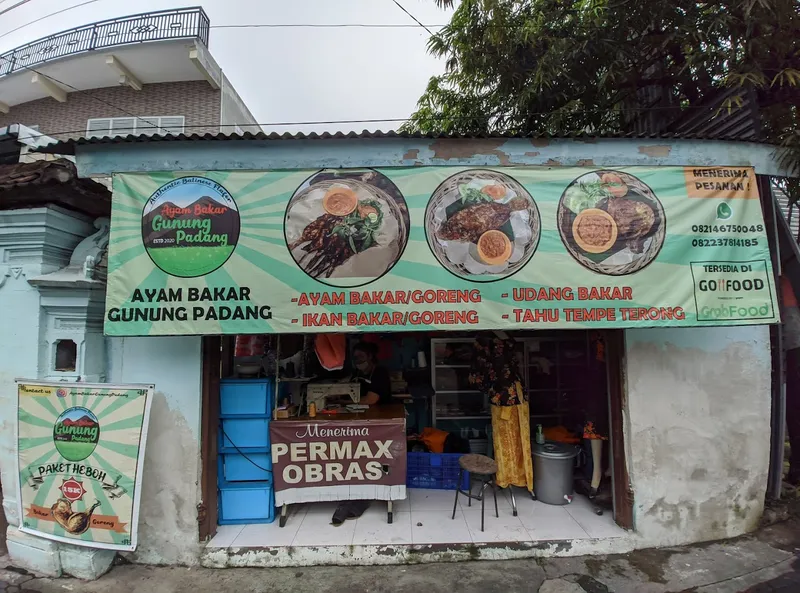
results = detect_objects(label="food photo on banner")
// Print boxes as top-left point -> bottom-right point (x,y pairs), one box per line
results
105,165 -> 778,336
15,380 -> 154,551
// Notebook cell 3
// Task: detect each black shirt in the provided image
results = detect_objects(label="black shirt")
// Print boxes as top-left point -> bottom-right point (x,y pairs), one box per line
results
356,365 -> 392,406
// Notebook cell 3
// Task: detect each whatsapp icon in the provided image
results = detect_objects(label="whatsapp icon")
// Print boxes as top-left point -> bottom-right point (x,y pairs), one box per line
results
716,202 -> 733,220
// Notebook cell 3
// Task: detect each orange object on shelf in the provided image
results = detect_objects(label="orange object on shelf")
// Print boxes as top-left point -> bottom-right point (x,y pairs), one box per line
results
315,333 -> 347,371
543,425 -> 580,444
420,427 -> 449,454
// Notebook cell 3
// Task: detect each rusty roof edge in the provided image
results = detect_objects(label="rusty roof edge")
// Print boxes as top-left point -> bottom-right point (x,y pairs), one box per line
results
34,129 -> 782,156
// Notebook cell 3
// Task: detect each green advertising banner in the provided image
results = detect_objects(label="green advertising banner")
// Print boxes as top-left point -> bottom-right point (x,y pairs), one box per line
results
106,166 -> 779,336
16,380 -> 153,551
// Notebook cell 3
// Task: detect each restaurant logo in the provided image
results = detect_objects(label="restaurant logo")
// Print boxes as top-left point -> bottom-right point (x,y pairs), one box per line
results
142,177 -> 240,278
53,407 -> 100,462
59,477 -> 87,502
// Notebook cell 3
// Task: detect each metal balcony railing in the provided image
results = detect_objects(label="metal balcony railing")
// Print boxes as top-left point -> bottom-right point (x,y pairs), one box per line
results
0,7 -> 210,78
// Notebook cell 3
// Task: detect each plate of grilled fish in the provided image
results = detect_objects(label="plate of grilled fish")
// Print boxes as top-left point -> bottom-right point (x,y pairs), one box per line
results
285,170 -> 409,287
425,169 -> 540,281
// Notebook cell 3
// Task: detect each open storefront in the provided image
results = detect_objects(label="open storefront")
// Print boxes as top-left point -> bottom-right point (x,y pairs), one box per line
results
93,161 -> 779,563
201,327 -> 628,552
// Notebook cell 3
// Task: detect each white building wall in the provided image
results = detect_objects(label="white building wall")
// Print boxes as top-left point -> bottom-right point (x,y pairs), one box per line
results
0,207 -> 94,528
624,325 -> 772,546
219,73 -> 260,134
0,206 -> 203,574
0,207 -> 94,575
106,336 -> 203,565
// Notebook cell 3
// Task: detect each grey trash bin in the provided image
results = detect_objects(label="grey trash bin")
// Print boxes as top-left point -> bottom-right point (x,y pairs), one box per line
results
532,441 -> 578,505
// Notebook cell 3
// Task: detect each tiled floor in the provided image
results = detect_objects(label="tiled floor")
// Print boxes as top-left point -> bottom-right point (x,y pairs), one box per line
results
209,488 -> 626,548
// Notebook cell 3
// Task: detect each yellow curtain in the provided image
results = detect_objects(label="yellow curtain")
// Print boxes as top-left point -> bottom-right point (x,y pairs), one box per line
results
490,382 -> 533,491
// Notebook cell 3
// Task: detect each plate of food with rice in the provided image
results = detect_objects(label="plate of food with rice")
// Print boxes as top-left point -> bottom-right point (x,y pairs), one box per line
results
425,169 -> 540,281
557,170 -> 666,276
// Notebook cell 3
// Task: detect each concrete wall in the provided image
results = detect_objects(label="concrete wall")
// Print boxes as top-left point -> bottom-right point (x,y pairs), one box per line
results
0,206 -> 203,572
106,336 -> 203,565
625,326 -> 772,546
219,73 -> 260,134
0,81 -> 221,141
0,207 -> 96,576
72,137 -> 792,179
0,207 -> 94,527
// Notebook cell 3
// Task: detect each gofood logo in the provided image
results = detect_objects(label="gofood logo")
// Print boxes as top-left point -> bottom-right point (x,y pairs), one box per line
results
53,407 -> 100,462
142,176 -> 240,278
697,278 -> 766,293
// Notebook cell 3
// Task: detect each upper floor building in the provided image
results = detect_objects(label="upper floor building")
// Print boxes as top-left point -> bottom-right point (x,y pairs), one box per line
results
0,7 -> 260,141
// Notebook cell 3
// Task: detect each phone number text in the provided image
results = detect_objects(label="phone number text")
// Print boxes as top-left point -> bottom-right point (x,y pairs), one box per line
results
692,224 -> 764,233
691,238 -> 760,248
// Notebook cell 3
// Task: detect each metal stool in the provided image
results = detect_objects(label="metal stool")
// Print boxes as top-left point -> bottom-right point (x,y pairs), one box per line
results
451,454 -> 499,532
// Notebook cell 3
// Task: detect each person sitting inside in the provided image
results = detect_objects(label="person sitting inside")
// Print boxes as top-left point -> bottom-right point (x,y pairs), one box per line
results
352,341 -> 392,406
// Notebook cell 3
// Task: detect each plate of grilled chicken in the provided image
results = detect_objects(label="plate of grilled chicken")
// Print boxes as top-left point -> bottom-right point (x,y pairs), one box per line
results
425,169 -> 540,281
285,170 -> 409,287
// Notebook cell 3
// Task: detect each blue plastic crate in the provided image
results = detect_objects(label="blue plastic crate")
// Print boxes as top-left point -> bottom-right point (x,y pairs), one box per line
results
222,452 -> 272,482
406,452 -> 470,490
220,379 -> 274,417
221,418 -> 270,449
219,482 -> 276,524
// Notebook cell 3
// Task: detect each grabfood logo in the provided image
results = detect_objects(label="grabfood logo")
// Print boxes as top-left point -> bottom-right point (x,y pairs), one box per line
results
142,176 -> 240,278
53,407 -> 100,462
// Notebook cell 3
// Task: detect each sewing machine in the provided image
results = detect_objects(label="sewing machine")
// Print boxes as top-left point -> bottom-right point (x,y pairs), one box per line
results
306,381 -> 360,412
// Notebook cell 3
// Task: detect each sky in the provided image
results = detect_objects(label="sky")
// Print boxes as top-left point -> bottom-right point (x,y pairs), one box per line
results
0,0 -> 456,133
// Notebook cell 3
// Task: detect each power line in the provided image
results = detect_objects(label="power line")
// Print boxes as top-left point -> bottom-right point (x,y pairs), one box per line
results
389,0 -> 436,36
210,23 -> 446,29
0,0 -> 34,18
0,0 -> 101,41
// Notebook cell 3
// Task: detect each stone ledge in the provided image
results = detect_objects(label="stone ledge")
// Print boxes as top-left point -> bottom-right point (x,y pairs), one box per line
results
201,536 -> 635,569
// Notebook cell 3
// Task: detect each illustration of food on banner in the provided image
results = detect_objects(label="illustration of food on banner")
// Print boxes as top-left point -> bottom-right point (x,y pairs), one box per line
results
16,381 -> 153,551
284,169 -> 410,287
557,170 -> 666,276
425,169 -> 541,282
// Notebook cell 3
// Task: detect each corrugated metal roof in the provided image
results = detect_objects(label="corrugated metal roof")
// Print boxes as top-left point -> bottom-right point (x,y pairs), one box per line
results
775,183 -> 800,242
668,87 -> 761,141
623,86 -> 762,141
36,129 -> 773,155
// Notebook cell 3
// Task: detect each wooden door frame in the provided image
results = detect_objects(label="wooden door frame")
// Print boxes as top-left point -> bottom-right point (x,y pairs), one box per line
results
198,335 -> 221,541
603,329 -> 634,530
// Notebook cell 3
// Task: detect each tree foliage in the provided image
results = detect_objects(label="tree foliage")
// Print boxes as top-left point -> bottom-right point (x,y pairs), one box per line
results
405,0 -> 800,181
